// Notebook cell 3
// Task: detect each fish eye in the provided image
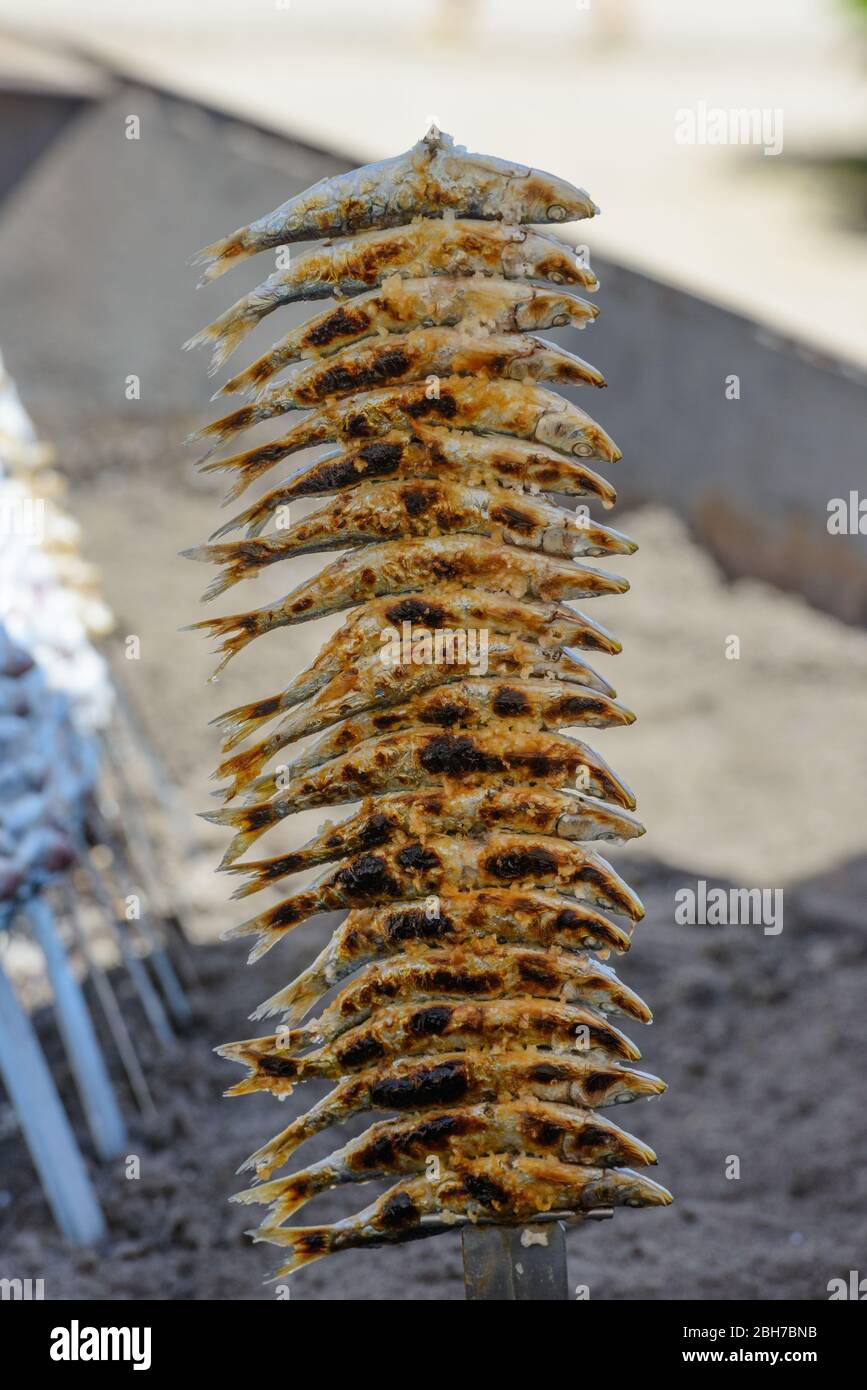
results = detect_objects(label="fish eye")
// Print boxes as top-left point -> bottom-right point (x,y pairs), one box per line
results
549,272 -> 564,284
548,204 -> 568,220
552,313 -> 569,326
626,1197 -> 642,1207
574,443 -> 593,457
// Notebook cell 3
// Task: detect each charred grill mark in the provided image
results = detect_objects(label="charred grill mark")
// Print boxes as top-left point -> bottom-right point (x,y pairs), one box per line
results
384,907 -> 454,944
482,846 -> 559,881
419,735 -> 502,777
516,955 -> 560,990
394,842 -> 442,873
379,1190 -> 420,1229
529,1062 -> 572,1083
402,485 -> 437,517
409,1004 -> 453,1036
357,813 -> 399,849
304,306 -> 371,348
555,695 -> 606,720
385,598 -> 446,625
503,751 -> 552,778
426,701 -> 470,727
339,1033 -> 387,1068
370,1060 -> 470,1109
491,686 -> 531,717
489,503 -> 536,534
404,392 -> 458,420
313,349 -> 413,398
259,1054 -> 298,1079
463,1173 -> 507,1207
584,1071 -> 617,1097
423,967 -> 502,994
522,1114 -> 564,1147
333,854 -> 399,897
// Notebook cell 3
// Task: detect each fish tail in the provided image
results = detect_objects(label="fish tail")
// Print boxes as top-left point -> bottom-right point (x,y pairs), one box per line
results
190,227 -> 252,285
183,296 -> 265,374
199,802 -> 278,867
182,540 -> 272,602
187,402 -> 264,447
208,494 -> 270,541
233,1168 -> 332,1225
221,891 -> 319,960
211,692 -> 286,749
186,605 -> 280,671
249,960 -> 328,1024
238,1112 -> 321,1178
252,1224 -> 334,1278
213,734 -> 275,802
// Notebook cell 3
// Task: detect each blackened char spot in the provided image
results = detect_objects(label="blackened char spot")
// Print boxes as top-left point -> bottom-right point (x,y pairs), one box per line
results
425,968 -> 500,995
491,686 -> 531,717
379,1190 -> 420,1229
483,846 -> 558,880
305,306 -> 369,347
402,485 -> 435,517
489,503 -> 537,534
395,843 -> 441,873
384,907 -> 454,945
339,1033 -> 386,1068
584,1071 -> 616,1097
409,1005 -> 453,1036
370,1060 -> 469,1109
529,1062 -> 571,1083
419,735 -> 501,777
357,813 -> 397,850
259,1055 -> 297,1079
426,701 -> 469,728
314,349 -> 412,398
405,391 -> 458,420
517,955 -> 559,989
463,1174 -> 507,1207
334,854 -> 397,897
385,598 -> 446,626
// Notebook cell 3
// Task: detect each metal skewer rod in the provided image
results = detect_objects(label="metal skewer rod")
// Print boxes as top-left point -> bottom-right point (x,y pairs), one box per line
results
461,1210 -> 612,1301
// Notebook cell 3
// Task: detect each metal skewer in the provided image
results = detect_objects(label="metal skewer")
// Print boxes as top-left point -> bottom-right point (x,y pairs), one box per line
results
461,1210 -> 612,1301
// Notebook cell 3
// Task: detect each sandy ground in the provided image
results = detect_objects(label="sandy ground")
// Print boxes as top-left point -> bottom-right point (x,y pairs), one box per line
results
1,420 -> 865,1300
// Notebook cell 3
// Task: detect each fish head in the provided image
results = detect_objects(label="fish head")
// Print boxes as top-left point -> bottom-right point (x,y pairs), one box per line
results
563,1114 -> 657,1168
535,410 -> 621,461
505,231 -> 598,292
584,1167 -> 673,1209
522,173 -> 599,225
515,291 -> 598,333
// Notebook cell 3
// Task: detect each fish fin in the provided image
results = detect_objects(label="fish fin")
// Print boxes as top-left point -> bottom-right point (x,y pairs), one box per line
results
253,1224 -> 333,1279
190,229 -> 250,286
211,693 -> 285,748
233,1170 -> 326,1225
249,966 -> 323,1024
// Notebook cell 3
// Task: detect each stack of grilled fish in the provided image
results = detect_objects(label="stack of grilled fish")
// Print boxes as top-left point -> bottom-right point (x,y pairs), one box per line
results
186,129 -> 670,1283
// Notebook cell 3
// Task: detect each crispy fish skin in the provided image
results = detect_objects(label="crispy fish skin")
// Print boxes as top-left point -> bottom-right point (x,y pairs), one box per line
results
247,893 -> 633,1025
256,943 -> 651,1041
187,483 -> 635,601
221,835 -> 644,958
189,540 -> 628,684
223,795 -> 644,895
187,221 -> 598,371
216,648 -> 616,793
217,997 -> 642,1098
253,1158 -> 672,1278
206,585 -> 620,686
219,280 -> 599,398
235,1101 -> 657,1226
225,680 -> 633,803
240,1052 -> 666,1179
193,129 -> 597,285
198,379 -> 620,496
203,727 -> 636,873
215,433 -> 616,542
196,328 -> 606,444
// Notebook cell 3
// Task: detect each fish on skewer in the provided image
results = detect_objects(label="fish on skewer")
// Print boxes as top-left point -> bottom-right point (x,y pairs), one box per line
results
254,942 -> 651,1038
193,128 -> 597,285
204,727 -> 636,871
188,537 -> 628,673
197,379 -> 620,488
241,1052 -> 666,1180
210,586 -> 620,694
210,431 -> 617,542
245,892 -> 635,1028
219,279 -> 599,398
187,221 -> 598,371
216,645 -> 616,788
218,997 -> 642,1098
230,680 -> 634,803
195,328 -> 605,445
220,835 -> 644,959
252,1157 -> 672,1279
223,795 -> 644,896
186,482 -> 635,601
235,1101 -> 657,1227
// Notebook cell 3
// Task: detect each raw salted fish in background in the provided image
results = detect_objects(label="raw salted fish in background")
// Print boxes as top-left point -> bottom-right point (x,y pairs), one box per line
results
186,130 -> 668,1283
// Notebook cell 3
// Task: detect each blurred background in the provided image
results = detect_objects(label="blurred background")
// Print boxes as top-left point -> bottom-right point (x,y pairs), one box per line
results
0,0 -> 864,1301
